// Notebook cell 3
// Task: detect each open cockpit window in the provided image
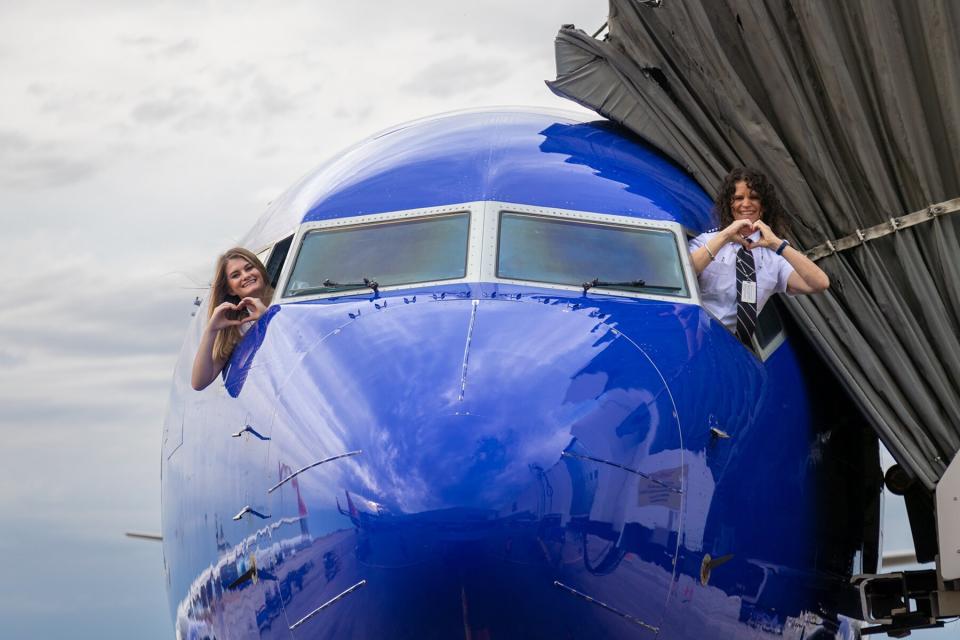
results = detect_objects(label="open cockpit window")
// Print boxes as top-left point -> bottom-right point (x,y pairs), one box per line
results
496,212 -> 689,297
265,235 -> 293,289
753,296 -> 786,358
284,212 -> 470,297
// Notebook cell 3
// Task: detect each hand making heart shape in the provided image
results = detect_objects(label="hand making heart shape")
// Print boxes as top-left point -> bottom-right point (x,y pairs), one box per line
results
722,219 -> 782,250
209,297 -> 268,330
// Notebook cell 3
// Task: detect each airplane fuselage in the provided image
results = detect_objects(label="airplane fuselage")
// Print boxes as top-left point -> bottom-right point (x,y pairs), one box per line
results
162,110 -> 878,639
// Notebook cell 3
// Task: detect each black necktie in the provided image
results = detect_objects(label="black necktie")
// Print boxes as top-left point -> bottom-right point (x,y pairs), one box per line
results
736,246 -> 757,346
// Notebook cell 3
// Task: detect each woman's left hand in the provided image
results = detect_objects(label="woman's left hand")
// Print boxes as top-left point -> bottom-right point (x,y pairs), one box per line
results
751,220 -> 782,250
238,297 -> 268,322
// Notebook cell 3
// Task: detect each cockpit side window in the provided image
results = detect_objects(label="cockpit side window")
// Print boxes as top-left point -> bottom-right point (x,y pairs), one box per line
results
284,212 -> 470,297
754,297 -> 786,356
496,212 -> 689,298
265,235 -> 293,289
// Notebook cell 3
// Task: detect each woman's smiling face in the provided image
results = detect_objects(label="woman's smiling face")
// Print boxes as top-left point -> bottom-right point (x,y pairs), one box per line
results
729,180 -> 765,238
731,180 -> 764,225
225,257 -> 263,298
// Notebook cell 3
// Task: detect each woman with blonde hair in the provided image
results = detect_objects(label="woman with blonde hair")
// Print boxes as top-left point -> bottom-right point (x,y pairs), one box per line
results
191,247 -> 274,390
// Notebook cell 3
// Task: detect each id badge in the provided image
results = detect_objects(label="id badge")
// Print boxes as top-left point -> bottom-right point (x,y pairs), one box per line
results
741,281 -> 757,304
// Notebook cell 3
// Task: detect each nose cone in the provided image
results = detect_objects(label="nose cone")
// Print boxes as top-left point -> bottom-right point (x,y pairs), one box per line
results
267,295 -> 682,516
251,295 -> 687,637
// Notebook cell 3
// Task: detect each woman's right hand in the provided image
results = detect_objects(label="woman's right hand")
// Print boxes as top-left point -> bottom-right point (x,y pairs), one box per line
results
238,297 -> 268,322
721,219 -> 755,245
208,301 -> 245,331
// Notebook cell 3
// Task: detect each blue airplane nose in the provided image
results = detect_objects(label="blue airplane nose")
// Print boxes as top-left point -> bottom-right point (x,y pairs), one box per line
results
263,293 -> 684,518
250,293 -> 687,637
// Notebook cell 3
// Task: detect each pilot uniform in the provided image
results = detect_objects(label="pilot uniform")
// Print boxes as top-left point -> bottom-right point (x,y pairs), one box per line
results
688,230 -> 794,330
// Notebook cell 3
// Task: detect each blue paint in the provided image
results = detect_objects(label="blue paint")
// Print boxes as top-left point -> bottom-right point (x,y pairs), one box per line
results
297,111 -> 714,230
162,109 -> 872,639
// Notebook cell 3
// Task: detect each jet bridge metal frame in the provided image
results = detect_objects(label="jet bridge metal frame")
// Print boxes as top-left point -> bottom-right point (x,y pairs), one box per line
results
854,450 -> 960,636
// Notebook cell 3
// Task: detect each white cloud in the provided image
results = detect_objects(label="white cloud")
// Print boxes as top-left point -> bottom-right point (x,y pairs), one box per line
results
0,1 -> 605,636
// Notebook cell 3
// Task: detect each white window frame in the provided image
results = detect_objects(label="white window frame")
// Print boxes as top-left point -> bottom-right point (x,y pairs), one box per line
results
753,300 -> 787,361
274,203 -> 483,303
273,200 -> 700,306
253,226 -> 298,270
482,201 -> 700,304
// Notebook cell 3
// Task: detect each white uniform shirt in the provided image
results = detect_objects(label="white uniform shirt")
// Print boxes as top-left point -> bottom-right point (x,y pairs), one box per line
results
688,230 -> 794,329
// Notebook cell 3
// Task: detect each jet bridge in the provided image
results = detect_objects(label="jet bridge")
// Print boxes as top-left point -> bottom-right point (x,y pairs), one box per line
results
548,0 -> 960,635
854,451 -> 960,635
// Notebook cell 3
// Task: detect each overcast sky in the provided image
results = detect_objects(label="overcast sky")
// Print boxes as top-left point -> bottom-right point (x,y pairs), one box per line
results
0,1 -> 949,638
0,2 -> 602,637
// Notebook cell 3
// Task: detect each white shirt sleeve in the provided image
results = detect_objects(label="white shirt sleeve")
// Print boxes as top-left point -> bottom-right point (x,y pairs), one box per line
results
688,231 -> 717,252
689,232 -> 738,328
775,254 -> 795,294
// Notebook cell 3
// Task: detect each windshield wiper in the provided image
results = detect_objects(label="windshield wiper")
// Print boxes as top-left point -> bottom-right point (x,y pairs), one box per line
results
288,278 -> 379,297
323,278 -> 380,293
323,278 -> 379,293
581,278 -> 682,295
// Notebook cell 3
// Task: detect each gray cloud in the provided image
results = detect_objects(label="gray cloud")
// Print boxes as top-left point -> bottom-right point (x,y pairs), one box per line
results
131,94 -> 193,124
126,68 -> 309,133
118,35 -> 162,47
1,393 -> 164,432
162,38 -> 198,56
400,56 -> 509,98
332,103 -> 373,122
3,260 -> 199,366
128,86 -> 230,134
0,350 -> 24,366
238,74 -> 300,120
14,154 -> 99,187
0,130 -> 101,188
2,284 -> 195,360
25,83 -> 128,128
0,131 -> 29,152
118,35 -> 199,58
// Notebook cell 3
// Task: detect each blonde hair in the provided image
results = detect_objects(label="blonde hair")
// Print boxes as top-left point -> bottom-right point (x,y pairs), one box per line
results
209,247 -> 274,362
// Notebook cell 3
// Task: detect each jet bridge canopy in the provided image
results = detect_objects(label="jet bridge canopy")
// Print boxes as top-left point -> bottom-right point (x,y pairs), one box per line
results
549,0 -> 960,490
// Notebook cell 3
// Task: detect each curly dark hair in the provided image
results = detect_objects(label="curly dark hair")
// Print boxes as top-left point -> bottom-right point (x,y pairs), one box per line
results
714,167 -> 789,236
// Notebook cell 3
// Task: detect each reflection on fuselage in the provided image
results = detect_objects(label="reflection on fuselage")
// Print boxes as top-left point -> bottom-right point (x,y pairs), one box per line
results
168,286 -> 872,639
163,111 -> 878,640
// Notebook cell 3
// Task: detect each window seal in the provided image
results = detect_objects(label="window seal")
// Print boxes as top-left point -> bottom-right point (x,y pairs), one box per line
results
274,203 -> 483,303
493,209 -> 691,299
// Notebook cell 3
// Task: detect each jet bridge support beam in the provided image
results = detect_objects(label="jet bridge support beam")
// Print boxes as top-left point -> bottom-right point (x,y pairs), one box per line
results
937,449 -> 960,581
854,450 -> 960,636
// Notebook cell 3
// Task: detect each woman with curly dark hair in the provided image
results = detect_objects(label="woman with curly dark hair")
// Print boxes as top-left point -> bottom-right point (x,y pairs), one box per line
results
689,167 -> 829,344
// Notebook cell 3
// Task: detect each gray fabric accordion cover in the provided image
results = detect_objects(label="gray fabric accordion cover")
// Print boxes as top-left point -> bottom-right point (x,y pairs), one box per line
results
548,0 -> 960,489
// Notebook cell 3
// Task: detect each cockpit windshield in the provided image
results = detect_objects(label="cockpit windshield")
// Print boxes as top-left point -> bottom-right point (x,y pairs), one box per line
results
284,212 -> 470,297
496,212 -> 689,297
